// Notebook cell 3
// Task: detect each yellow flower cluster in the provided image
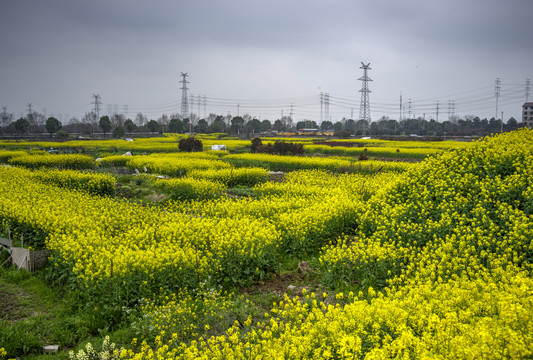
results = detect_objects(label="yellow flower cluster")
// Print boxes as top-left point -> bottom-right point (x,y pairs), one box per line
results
320,129 -> 533,290
0,164 -> 279,295
97,154 -> 132,167
8,153 -> 96,170
115,130 -> 533,359
153,177 -> 225,200
171,169 -> 400,255
127,152 -> 230,177
188,167 -> 268,187
305,144 -> 442,159
130,273 -> 531,359
29,168 -> 116,196
223,153 -> 414,173
0,150 -> 28,163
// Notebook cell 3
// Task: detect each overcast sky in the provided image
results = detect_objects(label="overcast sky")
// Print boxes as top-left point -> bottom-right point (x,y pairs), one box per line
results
1,0 -> 532,124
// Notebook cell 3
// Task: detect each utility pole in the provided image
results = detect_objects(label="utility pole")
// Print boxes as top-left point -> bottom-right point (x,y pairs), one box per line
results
26,103 -> 33,134
26,103 -> 33,119
179,72 -> 189,119
494,78 -> 501,120
203,95 -> 207,119
358,62 -> 372,122
320,92 -> 324,123
190,94 -> 194,119
436,101 -> 440,122
408,98 -> 412,119
526,78 -> 531,102
197,95 -> 201,119
324,93 -> 330,122
91,94 -> 101,121
237,102 -> 240,116
399,93 -> 403,121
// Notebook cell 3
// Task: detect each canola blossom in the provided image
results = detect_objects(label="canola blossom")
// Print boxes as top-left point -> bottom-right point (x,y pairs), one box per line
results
2,130 -> 532,359
127,152 -> 230,177
153,177 -> 226,201
8,153 -> 96,170
304,144 -> 442,159
29,167 -> 115,197
223,152 -> 414,173
187,167 -> 268,187
106,129 -> 533,359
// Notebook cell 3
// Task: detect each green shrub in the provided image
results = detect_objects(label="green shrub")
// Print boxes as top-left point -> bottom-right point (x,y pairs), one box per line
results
179,137 -> 203,152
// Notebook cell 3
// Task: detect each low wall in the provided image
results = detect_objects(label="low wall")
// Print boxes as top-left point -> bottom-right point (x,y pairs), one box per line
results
11,247 -> 49,271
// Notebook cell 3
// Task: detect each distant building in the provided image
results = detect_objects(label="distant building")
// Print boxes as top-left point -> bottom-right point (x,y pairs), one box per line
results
523,102 -> 533,128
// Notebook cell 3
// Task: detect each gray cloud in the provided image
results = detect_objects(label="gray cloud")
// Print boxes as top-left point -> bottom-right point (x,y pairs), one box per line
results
1,0 -> 531,121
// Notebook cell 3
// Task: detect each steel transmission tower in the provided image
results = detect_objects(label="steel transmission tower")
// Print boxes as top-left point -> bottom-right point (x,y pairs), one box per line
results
494,78 -> 501,119
91,94 -> 101,120
179,72 -> 189,119
358,62 -> 372,122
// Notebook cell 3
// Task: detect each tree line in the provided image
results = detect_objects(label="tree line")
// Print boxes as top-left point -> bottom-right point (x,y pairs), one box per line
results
0,108 -> 523,138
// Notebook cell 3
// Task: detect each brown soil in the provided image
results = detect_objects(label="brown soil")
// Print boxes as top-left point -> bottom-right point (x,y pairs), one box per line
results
244,271 -> 319,299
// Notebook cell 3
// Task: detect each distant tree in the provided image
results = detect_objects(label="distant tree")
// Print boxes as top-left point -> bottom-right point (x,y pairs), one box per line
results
488,117 -> 502,133
333,121 -> 343,132
157,114 -> 170,133
506,117 -> 518,131
194,119 -> 209,133
245,118 -> 261,135
260,119 -> 272,132
124,119 -> 137,134
321,121 -> 333,131
45,117 -> 62,137
147,119 -> 160,133
99,116 -> 112,137
135,112 -> 147,126
231,116 -> 245,134
28,111 -> 46,134
14,118 -> 29,136
208,116 -> 226,133
168,118 -> 184,133
112,126 -> 126,138
345,119 -> 356,134
296,120 -> 318,130
110,113 -> 126,127
273,119 -> 285,131
0,109 -> 13,135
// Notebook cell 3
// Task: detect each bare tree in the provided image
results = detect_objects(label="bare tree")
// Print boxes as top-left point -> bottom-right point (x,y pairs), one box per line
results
135,112 -> 147,127
0,107 -> 13,135
110,113 -> 126,127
